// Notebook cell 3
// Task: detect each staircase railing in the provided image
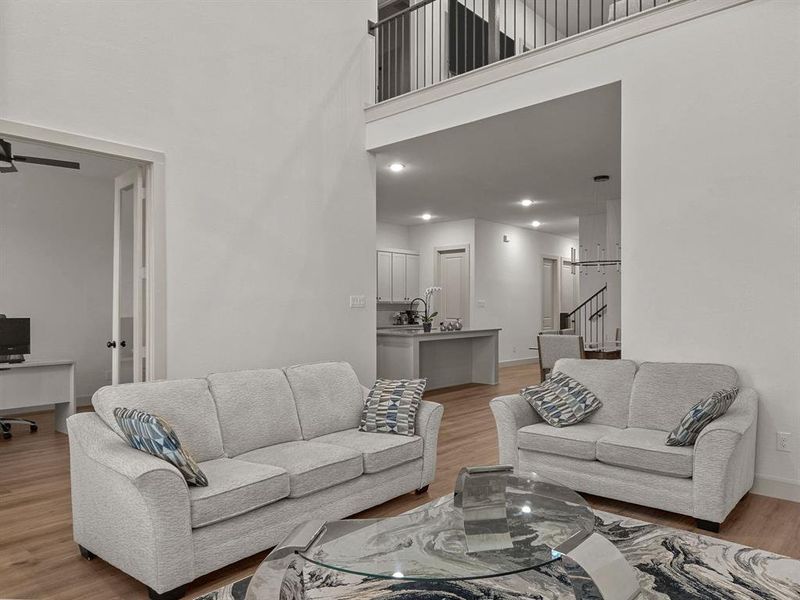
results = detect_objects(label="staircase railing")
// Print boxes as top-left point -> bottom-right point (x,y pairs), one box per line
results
369,0 -> 677,103
567,284 -> 607,347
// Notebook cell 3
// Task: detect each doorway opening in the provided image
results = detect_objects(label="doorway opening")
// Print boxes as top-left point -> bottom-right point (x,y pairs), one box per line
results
0,120 -> 165,411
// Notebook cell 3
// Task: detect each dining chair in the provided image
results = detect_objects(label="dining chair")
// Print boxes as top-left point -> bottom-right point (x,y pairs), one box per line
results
537,334 -> 585,383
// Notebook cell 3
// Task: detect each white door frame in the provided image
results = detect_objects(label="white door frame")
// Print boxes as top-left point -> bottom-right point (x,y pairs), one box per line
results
541,253 -> 562,331
0,119 -> 168,381
433,244 -> 471,327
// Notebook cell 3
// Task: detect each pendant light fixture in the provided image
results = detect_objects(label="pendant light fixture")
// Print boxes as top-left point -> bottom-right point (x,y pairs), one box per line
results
571,175 -> 622,275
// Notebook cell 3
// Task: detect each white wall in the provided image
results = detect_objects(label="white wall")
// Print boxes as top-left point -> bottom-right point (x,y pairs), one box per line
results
407,217 -> 576,362
377,221 -> 412,250
0,168 -> 114,402
472,219 -> 576,362
408,218 -> 476,322
365,0 -> 800,498
0,1 -> 378,382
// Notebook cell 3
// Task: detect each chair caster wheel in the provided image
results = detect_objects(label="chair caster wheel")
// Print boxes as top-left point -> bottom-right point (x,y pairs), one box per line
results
30,424 -> 38,433
2,432 -> 11,440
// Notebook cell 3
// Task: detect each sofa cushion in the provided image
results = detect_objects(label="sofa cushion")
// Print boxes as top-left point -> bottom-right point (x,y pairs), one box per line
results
628,363 -> 739,431
521,372 -> 602,427
518,422 -> 623,461
313,430 -> 423,473
114,407 -> 208,486
207,369 -> 302,456
93,379 -> 224,462
596,428 -> 694,478
236,441 -> 363,497
189,458 -> 289,528
666,387 -> 740,446
553,359 -> 637,428
360,379 -> 426,436
284,362 -> 365,439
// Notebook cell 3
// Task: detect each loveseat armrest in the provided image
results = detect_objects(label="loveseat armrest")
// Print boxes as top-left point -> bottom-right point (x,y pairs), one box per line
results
67,412 -> 195,594
490,394 -> 540,469
417,399 -> 444,488
693,388 -> 758,524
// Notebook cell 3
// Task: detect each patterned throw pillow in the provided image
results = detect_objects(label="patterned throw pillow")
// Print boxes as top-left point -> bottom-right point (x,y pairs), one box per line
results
666,388 -> 739,447
521,371 -> 602,427
359,379 -> 426,436
113,407 -> 208,486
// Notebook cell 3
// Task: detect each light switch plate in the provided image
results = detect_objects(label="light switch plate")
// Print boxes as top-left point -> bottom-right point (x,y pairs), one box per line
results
349,295 -> 366,308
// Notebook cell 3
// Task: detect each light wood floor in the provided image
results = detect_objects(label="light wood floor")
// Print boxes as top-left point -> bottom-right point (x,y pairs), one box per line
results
1,363 -> 798,599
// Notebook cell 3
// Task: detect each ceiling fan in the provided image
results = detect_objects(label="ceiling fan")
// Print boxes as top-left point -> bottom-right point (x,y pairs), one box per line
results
0,139 -> 80,174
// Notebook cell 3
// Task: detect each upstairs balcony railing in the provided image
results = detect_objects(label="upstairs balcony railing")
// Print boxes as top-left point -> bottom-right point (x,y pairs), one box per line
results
369,0 -> 676,103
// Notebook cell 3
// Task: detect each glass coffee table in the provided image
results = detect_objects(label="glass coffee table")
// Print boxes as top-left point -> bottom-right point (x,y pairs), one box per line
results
246,466 -> 641,600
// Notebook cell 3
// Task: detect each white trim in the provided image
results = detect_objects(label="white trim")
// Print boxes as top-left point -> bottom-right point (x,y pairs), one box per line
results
500,357 -> 538,367
0,119 -> 167,381
752,475 -> 800,503
364,0 -> 752,135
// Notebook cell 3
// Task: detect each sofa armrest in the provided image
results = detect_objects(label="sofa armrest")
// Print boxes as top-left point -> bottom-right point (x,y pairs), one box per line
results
416,399 -> 444,488
490,395 -> 540,469
67,412 -> 195,593
693,388 -> 758,523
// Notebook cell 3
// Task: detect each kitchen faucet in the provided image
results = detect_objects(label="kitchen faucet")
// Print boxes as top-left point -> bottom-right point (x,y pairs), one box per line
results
408,297 -> 427,323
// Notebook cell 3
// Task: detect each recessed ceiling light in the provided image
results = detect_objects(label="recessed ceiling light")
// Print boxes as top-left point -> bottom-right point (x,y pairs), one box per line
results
392,572 -> 404,579
520,199 -> 533,207
521,505 -> 532,514
421,213 -> 432,221
531,220 -> 541,228
389,162 -> 405,172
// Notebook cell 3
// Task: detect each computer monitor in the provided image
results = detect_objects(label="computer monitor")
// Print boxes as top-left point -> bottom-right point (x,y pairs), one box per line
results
0,317 -> 30,363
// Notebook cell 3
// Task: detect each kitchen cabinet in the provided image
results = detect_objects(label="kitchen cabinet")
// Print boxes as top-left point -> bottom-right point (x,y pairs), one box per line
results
377,251 -> 392,302
376,249 -> 420,303
405,253 -> 420,301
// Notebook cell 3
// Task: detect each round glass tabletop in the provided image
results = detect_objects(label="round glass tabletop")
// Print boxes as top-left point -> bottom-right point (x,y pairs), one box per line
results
298,470 -> 594,581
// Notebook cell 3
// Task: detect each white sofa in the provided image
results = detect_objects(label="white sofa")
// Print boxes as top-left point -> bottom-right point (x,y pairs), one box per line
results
491,360 -> 757,532
67,361 -> 443,600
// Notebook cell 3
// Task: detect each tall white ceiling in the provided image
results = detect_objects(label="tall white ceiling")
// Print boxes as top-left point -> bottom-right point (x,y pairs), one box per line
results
375,82 -> 621,237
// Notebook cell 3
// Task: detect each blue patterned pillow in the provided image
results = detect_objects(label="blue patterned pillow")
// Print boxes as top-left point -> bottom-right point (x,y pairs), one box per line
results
666,388 -> 739,447
113,407 -> 208,486
359,379 -> 426,436
521,371 -> 602,427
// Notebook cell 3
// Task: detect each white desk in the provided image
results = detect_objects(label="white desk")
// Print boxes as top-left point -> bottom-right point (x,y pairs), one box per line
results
0,360 -> 76,433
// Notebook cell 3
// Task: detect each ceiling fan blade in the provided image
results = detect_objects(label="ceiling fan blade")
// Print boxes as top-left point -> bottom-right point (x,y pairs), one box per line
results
12,155 -> 80,170
0,164 -> 18,174
0,139 -> 12,162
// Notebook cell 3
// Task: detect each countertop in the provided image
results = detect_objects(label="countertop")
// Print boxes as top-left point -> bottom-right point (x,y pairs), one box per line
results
376,327 -> 501,338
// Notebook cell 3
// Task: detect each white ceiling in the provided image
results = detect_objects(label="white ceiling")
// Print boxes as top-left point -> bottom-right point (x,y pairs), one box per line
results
3,138 -> 137,180
375,82 -> 621,237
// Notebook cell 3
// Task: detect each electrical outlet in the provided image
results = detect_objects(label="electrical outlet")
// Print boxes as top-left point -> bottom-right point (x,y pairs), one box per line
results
776,432 -> 791,452
349,295 -> 366,309
512,346 -> 518,354
477,299 -> 486,308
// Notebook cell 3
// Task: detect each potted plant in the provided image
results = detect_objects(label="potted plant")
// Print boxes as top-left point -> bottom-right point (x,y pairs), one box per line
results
421,286 -> 441,332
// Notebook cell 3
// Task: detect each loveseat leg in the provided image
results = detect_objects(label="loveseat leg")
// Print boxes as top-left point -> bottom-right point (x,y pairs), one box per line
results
696,519 -> 720,533
415,485 -> 429,494
148,585 -> 187,600
78,545 -> 95,560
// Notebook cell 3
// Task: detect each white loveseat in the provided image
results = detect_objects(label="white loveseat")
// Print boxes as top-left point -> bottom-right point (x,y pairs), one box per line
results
68,361 -> 443,599
491,360 -> 757,532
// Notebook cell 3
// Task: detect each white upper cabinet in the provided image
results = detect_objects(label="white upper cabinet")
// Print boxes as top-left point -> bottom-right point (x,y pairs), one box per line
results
405,253 -> 420,301
377,251 -> 392,302
376,249 -> 420,303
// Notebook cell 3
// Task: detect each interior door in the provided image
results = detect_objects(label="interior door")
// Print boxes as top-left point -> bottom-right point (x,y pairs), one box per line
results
111,168 -> 146,384
561,260 -> 579,315
542,257 -> 558,330
437,248 -> 469,325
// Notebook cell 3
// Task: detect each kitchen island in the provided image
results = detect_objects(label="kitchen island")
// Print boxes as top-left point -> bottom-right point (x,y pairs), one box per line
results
376,328 -> 500,390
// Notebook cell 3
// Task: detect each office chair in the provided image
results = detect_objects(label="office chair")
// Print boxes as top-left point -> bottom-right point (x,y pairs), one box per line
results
1,417 -> 38,439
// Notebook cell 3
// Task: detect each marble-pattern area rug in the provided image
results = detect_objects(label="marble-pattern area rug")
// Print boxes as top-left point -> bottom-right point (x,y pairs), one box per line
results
195,509 -> 800,600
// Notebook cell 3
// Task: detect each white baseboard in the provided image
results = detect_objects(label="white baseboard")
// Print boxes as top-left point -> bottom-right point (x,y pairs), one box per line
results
500,358 -> 539,367
0,395 -> 91,416
752,475 -> 800,503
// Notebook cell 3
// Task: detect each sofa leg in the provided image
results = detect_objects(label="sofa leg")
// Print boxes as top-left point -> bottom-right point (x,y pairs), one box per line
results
696,519 -> 721,533
148,585 -> 187,600
78,545 -> 96,560
415,485 -> 429,495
